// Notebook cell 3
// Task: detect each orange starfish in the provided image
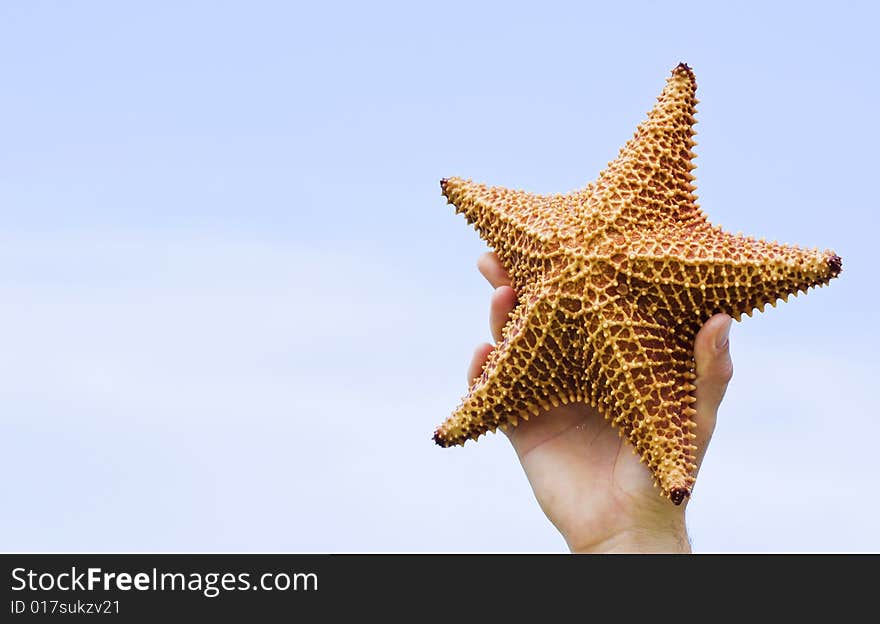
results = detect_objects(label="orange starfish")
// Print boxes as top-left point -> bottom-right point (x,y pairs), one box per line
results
434,63 -> 841,504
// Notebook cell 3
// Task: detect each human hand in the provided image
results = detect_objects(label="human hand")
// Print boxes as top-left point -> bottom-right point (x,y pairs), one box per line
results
469,252 -> 734,553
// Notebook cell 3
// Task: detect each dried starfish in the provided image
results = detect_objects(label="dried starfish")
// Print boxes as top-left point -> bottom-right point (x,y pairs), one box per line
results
434,63 -> 841,504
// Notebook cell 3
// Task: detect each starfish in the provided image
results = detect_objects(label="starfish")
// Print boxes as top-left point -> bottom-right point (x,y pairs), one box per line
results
433,63 -> 841,505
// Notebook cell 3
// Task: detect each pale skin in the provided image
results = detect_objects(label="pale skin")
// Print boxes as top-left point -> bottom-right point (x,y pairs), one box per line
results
470,252 -> 734,553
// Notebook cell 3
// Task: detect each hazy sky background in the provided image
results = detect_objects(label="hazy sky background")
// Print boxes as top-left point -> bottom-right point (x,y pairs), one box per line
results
1,1 -> 877,552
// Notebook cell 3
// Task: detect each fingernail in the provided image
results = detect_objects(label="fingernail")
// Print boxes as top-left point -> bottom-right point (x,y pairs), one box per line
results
715,318 -> 732,350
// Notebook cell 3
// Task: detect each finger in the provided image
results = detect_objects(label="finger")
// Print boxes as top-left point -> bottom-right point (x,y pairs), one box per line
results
467,343 -> 495,385
477,252 -> 511,289
490,286 -> 517,342
691,313 -> 734,464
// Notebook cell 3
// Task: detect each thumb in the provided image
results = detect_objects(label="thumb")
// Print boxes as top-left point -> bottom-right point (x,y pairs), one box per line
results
691,313 -> 734,464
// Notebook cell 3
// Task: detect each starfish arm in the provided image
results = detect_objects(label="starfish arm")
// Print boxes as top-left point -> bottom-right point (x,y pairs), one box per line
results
433,290 -> 586,447
440,177 -> 571,288
589,302 -> 700,504
625,228 -> 842,321
699,233 -> 842,319
593,63 -> 706,229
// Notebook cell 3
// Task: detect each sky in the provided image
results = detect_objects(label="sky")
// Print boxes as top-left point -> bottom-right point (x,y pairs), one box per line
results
1,1 -> 877,552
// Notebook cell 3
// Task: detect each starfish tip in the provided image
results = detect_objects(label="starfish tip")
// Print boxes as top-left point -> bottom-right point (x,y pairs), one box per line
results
827,254 -> 843,277
440,178 -> 449,195
670,487 -> 690,506
673,62 -> 693,76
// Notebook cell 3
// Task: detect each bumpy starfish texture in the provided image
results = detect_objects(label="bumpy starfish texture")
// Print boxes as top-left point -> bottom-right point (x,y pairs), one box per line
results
434,63 -> 841,504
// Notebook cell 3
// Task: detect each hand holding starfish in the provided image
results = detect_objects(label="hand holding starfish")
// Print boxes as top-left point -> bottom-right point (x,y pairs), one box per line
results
470,252 -> 733,553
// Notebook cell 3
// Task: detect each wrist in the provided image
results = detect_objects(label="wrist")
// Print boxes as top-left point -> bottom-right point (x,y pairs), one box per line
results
567,525 -> 691,554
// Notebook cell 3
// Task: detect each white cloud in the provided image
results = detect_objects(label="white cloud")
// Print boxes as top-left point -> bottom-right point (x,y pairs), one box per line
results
0,231 -> 560,552
688,339 -> 879,552
0,231 -> 872,552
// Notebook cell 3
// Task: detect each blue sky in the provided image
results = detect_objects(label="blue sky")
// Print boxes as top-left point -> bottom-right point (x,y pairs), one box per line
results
1,1 -> 877,552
